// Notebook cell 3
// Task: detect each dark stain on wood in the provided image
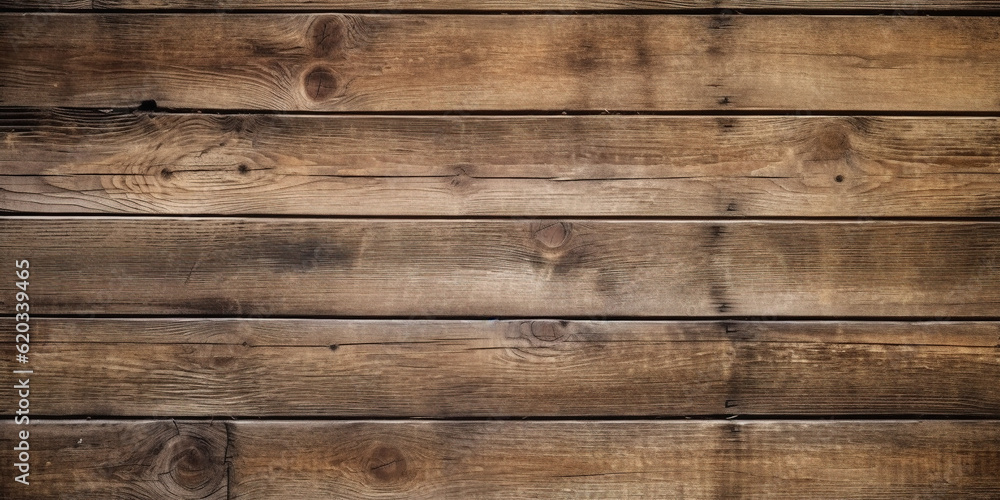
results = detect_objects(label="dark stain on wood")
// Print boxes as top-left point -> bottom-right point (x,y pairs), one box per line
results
705,224 -> 734,314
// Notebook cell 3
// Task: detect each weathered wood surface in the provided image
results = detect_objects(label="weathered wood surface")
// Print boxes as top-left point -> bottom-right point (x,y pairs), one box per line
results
2,319 -> 998,417
3,15 -> 999,111
4,420 -> 997,499
9,420 -> 993,499
5,0 -> 1000,10
227,420 -> 1000,499
2,218 -> 999,317
0,420 -> 228,499
5,111 -> 1000,216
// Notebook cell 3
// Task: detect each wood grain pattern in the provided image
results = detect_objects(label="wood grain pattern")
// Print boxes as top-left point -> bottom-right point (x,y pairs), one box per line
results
230,420 -> 1000,499
2,2 -> 998,497
0,420 -> 228,499
4,420 -> 997,499
3,319 -> 998,417
3,15 -> 999,111
3,218 -> 999,317
5,111 -> 1000,216
6,0 -> 1000,10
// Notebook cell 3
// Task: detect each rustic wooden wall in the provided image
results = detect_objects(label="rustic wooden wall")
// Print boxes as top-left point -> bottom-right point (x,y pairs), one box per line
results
2,2 -> 999,498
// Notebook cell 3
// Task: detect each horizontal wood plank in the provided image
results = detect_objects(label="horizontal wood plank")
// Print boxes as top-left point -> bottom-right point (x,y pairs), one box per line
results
2,15 -> 999,111
2,319 -> 998,417
3,218 -> 1000,317
6,1 -> 1000,11
228,420 -> 1000,498
4,111 -> 1000,216
4,420 -> 997,499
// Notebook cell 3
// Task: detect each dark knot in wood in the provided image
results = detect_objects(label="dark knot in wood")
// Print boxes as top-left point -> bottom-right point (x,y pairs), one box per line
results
368,446 -> 408,482
311,16 -> 345,58
533,222 -> 573,249
304,67 -> 339,101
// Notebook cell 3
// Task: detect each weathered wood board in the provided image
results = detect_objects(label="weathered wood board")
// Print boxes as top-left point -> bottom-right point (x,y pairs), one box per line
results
5,0 -> 1000,10
2,218 -> 999,317
3,420 -> 998,499
3,15 -> 999,111
4,112 -> 1000,217
1,319 -> 997,417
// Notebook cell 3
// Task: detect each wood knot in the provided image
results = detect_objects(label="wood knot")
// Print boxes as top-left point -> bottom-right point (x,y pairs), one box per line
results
533,222 -> 573,249
161,432 -> 225,496
208,354 -> 238,370
811,122 -> 852,161
310,16 -> 345,58
450,165 -> 475,189
169,439 -> 214,490
304,67 -> 339,101
519,320 -> 568,343
367,446 -> 408,482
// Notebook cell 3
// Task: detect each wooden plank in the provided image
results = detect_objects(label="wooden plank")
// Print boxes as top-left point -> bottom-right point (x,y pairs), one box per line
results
6,0 -> 1000,11
2,15 -> 999,111
4,420 -> 997,499
3,218 -> 999,317
0,420 -> 228,499
3,319 -> 998,417
5,111 -> 1000,217
228,420 -> 1000,498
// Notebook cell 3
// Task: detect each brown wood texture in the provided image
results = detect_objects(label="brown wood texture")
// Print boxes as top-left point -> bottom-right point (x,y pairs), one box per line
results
9,420 -> 995,499
228,420 -> 1000,499
2,319 -> 998,417
3,218 -> 999,317
6,0 -> 1000,10
5,111 -> 1000,217
0,420 -> 229,499
2,4 -> 998,496
3,15 -> 999,111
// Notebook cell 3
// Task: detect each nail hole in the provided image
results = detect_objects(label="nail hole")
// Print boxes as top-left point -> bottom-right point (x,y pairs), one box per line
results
238,164 -> 250,174
835,175 -> 844,183
329,344 -> 339,351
